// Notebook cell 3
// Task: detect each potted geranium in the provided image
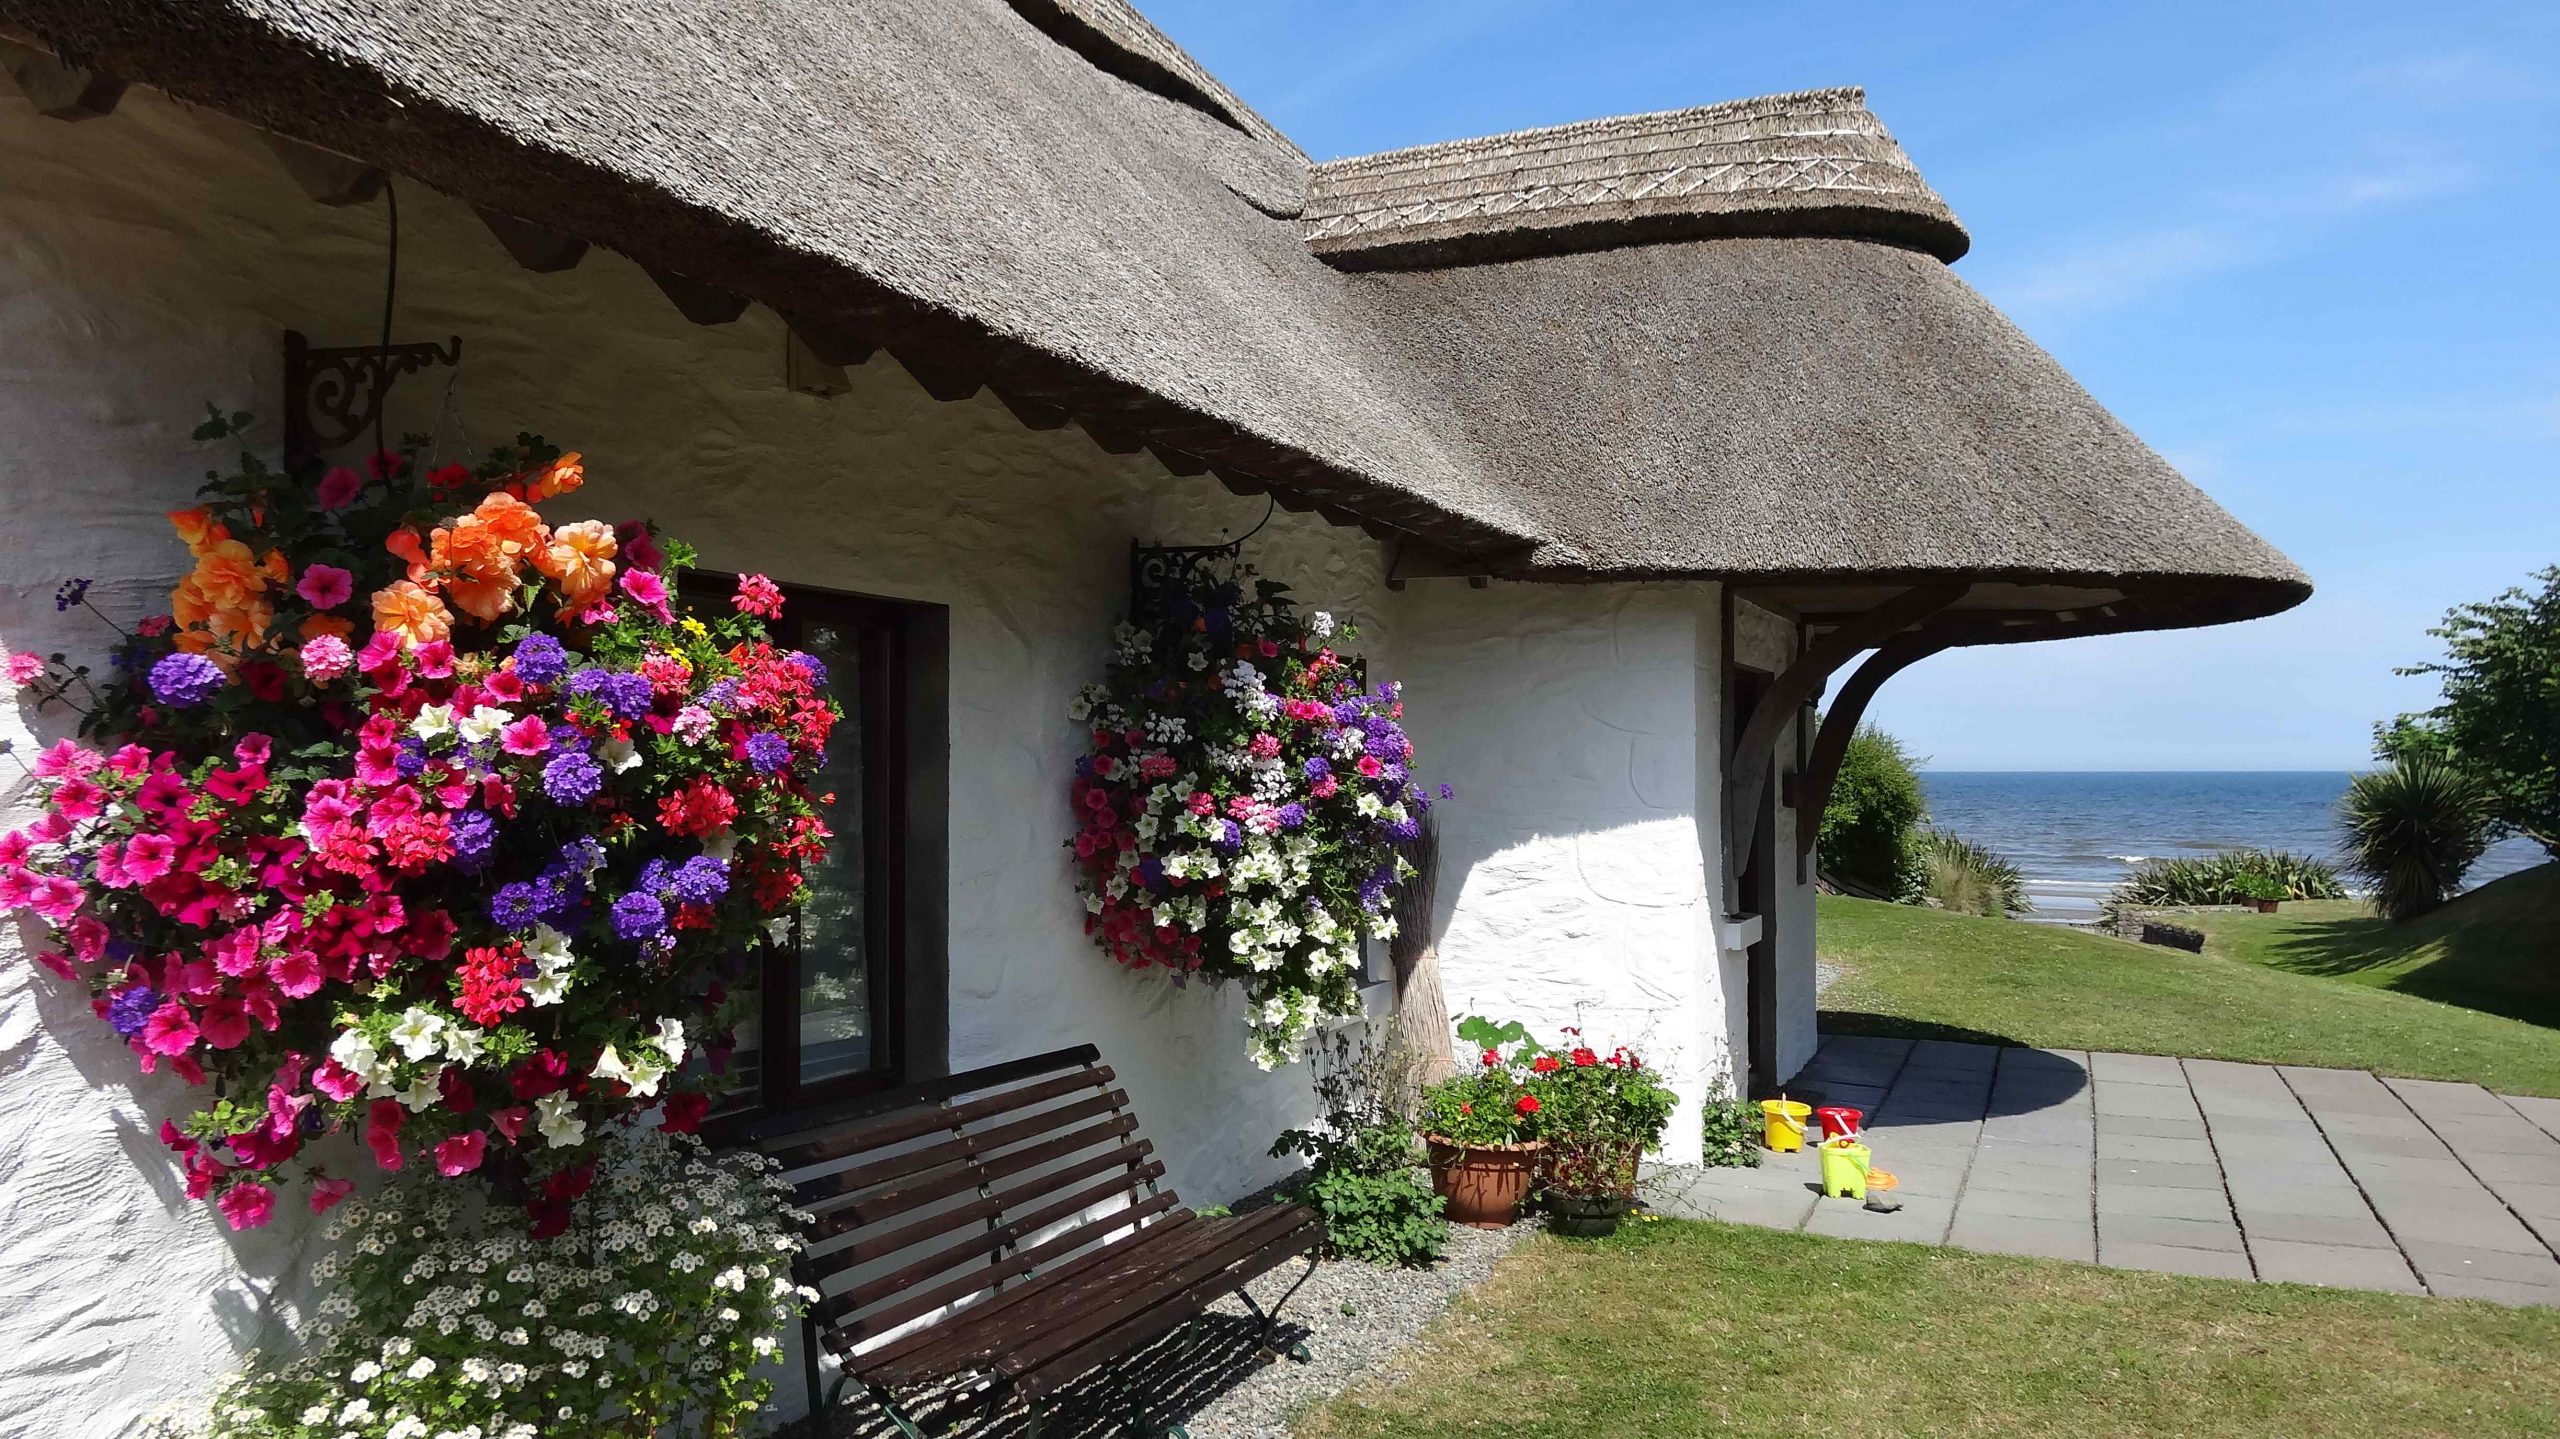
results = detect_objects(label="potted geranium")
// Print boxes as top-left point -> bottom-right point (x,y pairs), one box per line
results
1416,1016 -> 1544,1228
1529,1029 -> 1677,1236
2235,873 -> 2287,914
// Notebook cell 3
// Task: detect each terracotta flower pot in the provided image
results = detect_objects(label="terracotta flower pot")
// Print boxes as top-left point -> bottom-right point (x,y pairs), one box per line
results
2252,898 -> 2281,914
1425,1137 -> 1545,1228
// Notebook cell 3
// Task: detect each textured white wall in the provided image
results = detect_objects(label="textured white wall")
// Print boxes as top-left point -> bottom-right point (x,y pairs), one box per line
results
0,88 -> 1397,1435
1392,582 -> 1732,1164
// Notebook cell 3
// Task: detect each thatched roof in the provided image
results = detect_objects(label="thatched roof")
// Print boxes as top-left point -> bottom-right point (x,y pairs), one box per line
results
1304,88 -> 1968,270
0,0 -> 2308,639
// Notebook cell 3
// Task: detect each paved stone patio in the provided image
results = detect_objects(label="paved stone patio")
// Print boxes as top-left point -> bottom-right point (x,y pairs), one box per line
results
1654,1034 -> 2560,1304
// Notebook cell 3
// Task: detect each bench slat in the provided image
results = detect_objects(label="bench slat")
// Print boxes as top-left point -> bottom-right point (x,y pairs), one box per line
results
823,1159 -> 1169,1325
805,1136 -> 1156,1273
769,1065 -> 1114,1171
833,1191 -> 1185,1356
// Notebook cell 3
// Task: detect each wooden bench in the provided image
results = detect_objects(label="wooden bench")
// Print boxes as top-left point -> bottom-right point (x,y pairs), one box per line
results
747,1044 -> 1324,1438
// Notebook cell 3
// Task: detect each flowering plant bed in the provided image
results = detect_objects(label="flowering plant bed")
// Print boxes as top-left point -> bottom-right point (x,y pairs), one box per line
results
3,414 -> 836,1232
1068,557 -> 1438,1066
1416,1017 -> 1546,1228
201,1129 -> 810,1439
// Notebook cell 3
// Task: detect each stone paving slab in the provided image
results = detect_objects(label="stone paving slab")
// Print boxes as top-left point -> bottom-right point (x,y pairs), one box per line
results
1645,1034 -> 2560,1305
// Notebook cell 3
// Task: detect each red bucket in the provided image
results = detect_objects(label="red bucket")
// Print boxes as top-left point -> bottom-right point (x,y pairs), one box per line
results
1815,1105 -> 1863,1140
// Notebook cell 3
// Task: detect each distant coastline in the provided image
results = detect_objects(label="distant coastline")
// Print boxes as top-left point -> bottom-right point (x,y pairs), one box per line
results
1916,770 -> 2546,923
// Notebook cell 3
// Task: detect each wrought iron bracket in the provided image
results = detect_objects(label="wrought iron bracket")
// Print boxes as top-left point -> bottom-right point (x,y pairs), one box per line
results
1127,538 -> 1242,629
282,328 -> 461,469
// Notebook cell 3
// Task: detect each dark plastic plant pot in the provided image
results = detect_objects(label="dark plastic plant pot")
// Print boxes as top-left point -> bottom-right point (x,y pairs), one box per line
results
1424,1137 -> 1544,1228
1545,1191 -> 1635,1237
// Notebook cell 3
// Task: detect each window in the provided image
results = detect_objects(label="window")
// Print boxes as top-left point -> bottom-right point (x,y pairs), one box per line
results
695,577 -> 930,1117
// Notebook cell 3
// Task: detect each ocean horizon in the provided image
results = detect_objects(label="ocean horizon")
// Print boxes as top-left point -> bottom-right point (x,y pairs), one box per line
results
1915,770 -> 2547,923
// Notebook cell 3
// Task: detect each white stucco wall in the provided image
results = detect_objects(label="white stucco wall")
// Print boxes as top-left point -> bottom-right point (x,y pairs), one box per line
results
1393,582 -> 1734,1164
0,88 -> 1400,1435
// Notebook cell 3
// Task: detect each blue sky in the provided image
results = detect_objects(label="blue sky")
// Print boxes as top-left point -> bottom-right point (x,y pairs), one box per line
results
1146,0 -> 2560,770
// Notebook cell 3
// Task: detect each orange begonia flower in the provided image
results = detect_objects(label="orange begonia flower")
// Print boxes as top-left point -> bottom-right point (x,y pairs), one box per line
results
299,612 -> 357,641
373,580 -> 453,650
167,507 -> 228,554
511,452 -> 584,503
532,519 -> 617,612
386,528 -> 432,582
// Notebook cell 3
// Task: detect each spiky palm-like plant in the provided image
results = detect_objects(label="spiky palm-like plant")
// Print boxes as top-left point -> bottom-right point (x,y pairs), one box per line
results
2340,757 -> 2495,923
1915,828 -> 2028,917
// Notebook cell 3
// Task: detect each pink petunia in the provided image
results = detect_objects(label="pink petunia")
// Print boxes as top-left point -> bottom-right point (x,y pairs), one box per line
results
234,733 -> 274,767
488,1105 -> 531,1145
217,1182 -> 276,1231
47,777 -> 105,822
295,563 -> 355,610
269,948 -> 325,998
499,715 -> 551,756
34,740 -> 99,780
0,868 -> 34,911
29,876 -> 84,923
312,1058 -> 364,1102
3,651 -> 45,689
141,1002 -> 199,1057
0,829 -> 29,867
308,1176 -> 354,1215
122,831 -> 179,885
619,568 -> 674,623
314,466 -> 363,510
433,1130 -> 487,1177
412,639 -> 455,680
197,997 -> 252,1050
364,1099 -> 406,1172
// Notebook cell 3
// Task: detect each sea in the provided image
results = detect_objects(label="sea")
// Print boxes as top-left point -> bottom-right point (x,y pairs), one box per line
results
1917,771 -> 2549,925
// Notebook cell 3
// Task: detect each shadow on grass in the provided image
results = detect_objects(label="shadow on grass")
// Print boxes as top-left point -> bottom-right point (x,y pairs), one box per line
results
2261,915 -> 2560,1030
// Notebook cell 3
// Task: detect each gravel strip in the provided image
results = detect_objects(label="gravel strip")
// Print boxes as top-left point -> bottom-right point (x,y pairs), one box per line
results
803,1221 -> 1527,1439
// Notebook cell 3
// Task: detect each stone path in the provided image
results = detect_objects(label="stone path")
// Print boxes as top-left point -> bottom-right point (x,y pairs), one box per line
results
1654,1034 -> 2560,1304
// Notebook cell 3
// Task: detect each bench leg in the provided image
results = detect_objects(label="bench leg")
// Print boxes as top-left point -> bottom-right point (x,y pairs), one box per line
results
865,1383 -> 929,1439
1238,1256 -> 1317,1363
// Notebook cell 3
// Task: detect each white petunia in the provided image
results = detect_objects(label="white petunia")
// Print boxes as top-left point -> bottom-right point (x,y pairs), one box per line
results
535,1091 -> 586,1148
410,704 -> 455,740
653,1017 -> 688,1067
456,705 -> 514,744
388,1006 -> 445,1061
596,736 -> 642,773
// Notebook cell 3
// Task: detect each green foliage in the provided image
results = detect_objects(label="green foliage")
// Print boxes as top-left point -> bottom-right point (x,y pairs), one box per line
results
2232,873 -> 2289,903
1698,1082 -> 1764,1168
1418,1065 -> 1536,1147
1914,828 -> 2026,916
1817,725 -> 1928,901
1271,1023 -> 1447,1267
2382,565 -> 2560,857
2341,756 -> 2496,924
2104,849 -> 2347,919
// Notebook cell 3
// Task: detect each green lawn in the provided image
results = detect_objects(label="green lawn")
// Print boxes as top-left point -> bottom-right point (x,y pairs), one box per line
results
2183,863 -> 2560,1028
1299,1222 -> 2560,1439
1816,891 -> 2560,1096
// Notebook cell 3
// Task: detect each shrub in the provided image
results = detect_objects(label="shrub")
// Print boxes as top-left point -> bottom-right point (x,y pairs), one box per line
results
1914,828 -> 2026,916
2104,849 -> 2347,919
2340,757 -> 2495,924
1817,725 -> 1928,901
203,1129 -> 808,1439
1270,1022 -> 1447,1267
2233,873 -> 2288,904
2380,565 -> 2560,858
1698,1083 -> 1763,1169
1526,1032 -> 1678,1199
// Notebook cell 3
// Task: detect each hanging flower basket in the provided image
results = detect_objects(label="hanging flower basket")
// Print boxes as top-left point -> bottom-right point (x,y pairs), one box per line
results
1,412 -> 837,1232
1067,552 -> 1441,1066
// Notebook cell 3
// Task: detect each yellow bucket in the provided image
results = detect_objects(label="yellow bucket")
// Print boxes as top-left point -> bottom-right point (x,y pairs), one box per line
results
1819,1139 -> 1873,1200
1761,1099 -> 1812,1152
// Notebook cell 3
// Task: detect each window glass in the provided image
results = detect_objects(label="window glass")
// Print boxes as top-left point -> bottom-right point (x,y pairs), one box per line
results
794,618 -> 872,1085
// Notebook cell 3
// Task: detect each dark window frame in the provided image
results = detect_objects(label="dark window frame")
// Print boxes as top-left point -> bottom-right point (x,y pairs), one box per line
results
694,573 -> 913,1115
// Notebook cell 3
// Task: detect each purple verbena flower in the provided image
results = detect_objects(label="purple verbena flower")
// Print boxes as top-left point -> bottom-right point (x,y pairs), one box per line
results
788,651 -> 829,687
1302,757 -> 1332,781
146,652 -> 226,707
743,731 -> 791,774
490,882 -> 541,930
1275,802 -> 1308,830
511,633 -> 570,687
393,737 -> 429,778
668,854 -> 730,907
106,985 -> 160,1039
542,750 -> 604,805
611,891 -> 667,942
450,810 -> 497,871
